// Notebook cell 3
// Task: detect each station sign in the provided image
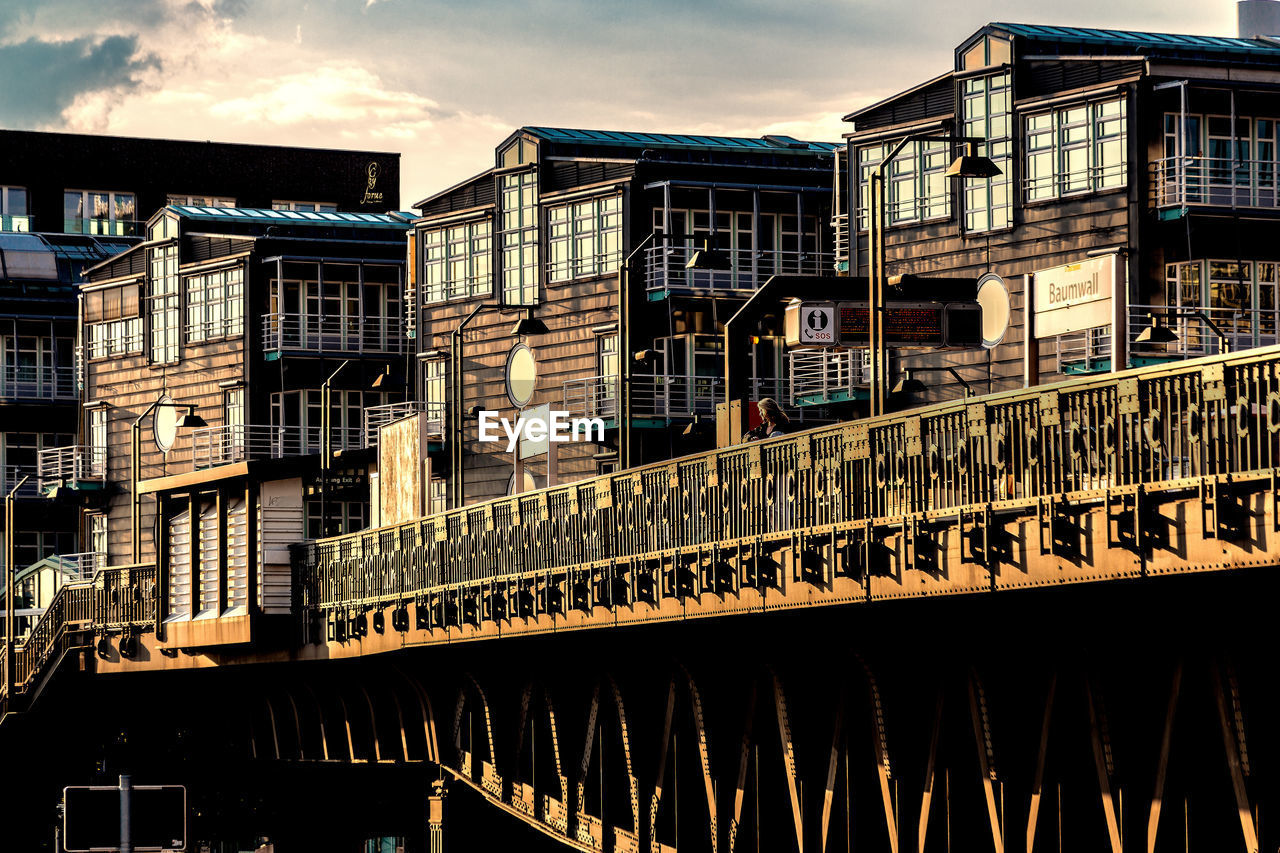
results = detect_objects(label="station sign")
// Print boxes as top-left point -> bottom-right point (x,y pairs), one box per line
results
786,300 -> 983,349
1033,254 -> 1116,337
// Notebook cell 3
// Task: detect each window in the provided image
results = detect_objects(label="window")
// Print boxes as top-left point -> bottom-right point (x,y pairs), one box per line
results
499,136 -> 538,169
87,318 -> 143,359
88,408 -> 107,476
1,330 -> 74,400
270,389 -> 388,454
428,478 -> 447,515
423,359 -> 446,411
1,186 -> 29,232
167,194 -> 234,207
3,431 -> 73,485
960,35 -> 1011,71
148,242 -> 180,363
306,500 -> 367,539
185,267 -> 245,342
1164,259 -> 1280,347
961,72 -> 1012,232
1024,99 -> 1128,201
266,261 -> 402,353
857,140 -> 952,229
272,200 -> 337,212
89,514 -> 107,560
420,219 -> 492,303
64,190 -> 136,236
547,195 -> 621,282
500,171 -> 539,305
224,386 -> 245,458
597,333 -> 618,416
1161,111 -> 1280,208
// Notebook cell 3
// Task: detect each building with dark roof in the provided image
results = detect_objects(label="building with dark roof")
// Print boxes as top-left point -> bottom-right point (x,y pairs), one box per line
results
828,16 -> 1280,407
405,126 -> 838,508
39,205 -> 410,649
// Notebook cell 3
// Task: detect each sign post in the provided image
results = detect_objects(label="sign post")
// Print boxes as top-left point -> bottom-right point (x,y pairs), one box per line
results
64,782 -> 186,853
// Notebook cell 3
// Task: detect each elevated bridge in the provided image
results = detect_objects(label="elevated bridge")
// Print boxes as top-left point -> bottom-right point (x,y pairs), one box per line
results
6,347 -> 1280,852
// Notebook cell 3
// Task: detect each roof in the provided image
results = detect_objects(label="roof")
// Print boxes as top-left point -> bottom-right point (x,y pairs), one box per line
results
991,22 -> 1280,56
523,127 -> 840,155
166,205 -> 412,230
0,232 -> 140,284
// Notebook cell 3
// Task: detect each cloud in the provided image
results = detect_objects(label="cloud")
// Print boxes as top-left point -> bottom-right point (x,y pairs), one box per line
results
208,65 -> 439,126
0,34 -> 156,126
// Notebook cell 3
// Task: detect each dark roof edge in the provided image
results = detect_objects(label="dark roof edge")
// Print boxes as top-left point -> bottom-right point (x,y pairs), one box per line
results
843,70 -> 955,123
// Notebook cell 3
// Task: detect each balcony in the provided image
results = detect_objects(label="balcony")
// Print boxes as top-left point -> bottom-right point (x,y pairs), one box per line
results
1,214 -> 31,232
261,313 -> 405,357
0,365 -> 77,402
644,240 -> 834,297
562,375 -> 618,421
1151,157 -> 1280,212
48,552 -> 104,583
0,465 -> 40,498
36,446 -> 105,492
632,374 -> 721,419
63,218 -> 141,237
1128,304 -> 1272,362
192,424 -> 362,469
786,350 -> 870,407
362,401 -> 445,449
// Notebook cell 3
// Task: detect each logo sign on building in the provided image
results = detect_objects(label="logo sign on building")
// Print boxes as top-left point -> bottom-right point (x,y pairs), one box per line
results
1033,255 -> 1116,338
784,301 -> 836,346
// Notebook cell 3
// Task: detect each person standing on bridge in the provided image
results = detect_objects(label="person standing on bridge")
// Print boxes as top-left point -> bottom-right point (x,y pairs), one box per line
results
743,398 -> 792,442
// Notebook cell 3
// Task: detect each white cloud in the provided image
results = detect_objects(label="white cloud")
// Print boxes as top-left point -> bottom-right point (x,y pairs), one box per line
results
208,65 -> 436,126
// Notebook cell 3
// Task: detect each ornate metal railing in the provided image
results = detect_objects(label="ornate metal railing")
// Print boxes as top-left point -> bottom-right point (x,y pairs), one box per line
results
298,347 -> 1280,613
1,565 -> 156,711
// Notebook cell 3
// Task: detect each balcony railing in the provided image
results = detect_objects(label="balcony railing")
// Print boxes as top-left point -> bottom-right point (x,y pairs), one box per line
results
644,241 -> 834,295
261,313 -> 406,355
562,375 -> 619,420
51,552 -> 105,582
0,365 -> 77,402
1055,326 -> 1114,374
362,401 -> 446,449
1151,156 -> 1280,209
787,350 -> 870,407
1128,304 -> 1272,360
192,424 -> 362,469
36,446 -> 104,491
631,374 -> 721,419
62,218 -> 141,237
1,214 -> 31,232
0,465 -> 40,498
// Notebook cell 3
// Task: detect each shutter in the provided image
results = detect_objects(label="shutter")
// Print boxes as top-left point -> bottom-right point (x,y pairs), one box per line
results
226,498 -> 248,610
167,509 -> 191,620
198,500 -> 218,614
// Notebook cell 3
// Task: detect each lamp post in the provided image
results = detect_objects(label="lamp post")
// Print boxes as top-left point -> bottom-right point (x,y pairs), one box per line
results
619,232 -> 662,470
4,474 -> 28,700
1135,310 -> 1230,354
132,401 -> 205,563
867,135 -> 1000,416
319,359 -> 351,539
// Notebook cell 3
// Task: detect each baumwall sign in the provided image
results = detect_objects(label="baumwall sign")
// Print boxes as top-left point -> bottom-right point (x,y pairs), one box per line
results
1032,254 -> 1116,337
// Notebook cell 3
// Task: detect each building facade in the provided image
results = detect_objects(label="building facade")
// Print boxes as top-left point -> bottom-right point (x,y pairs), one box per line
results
831,21 -> 1280,405
45,205 -> 410,648
0,130 -> 400,591
407,127 -> 837,508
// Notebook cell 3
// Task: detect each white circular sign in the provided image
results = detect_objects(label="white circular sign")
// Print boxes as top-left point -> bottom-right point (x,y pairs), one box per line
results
153,394 -> 178,453
506,344 -> 537,408
976,273 -> 1011,349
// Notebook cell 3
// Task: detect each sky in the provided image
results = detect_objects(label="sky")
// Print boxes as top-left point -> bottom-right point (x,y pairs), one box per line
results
0,0 -> 1241,205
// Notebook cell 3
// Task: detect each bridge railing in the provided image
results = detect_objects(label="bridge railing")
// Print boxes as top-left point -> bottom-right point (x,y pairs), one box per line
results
298,347 -> 1280,612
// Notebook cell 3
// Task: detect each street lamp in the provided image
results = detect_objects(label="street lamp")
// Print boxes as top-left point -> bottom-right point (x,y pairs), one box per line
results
4,474 -> 29,701
132,400 -> 205,563
891,366 -> 973,398
867,135 -> 1000,416
1135,310 -> 1230,353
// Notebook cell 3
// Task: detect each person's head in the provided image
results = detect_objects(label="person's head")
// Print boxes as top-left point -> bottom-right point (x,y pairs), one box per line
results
758,398 -> 789,427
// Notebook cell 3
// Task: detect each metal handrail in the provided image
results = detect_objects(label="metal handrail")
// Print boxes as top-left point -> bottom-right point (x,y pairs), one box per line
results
192,423 -> 363,469
787,350 -> 870,406
1151,156 -> 1280,209
562,375 -> 619,420
36,445 -> 105,490
298,346 -> 1280,615
630,374 -> 721,418
0,365 -> 77,401
644,240 -> 834,294
261,312 -> 405,354
1128,304 -> 1271,357
362,401 -> 446,448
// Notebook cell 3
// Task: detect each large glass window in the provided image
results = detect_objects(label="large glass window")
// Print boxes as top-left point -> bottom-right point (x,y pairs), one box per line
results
1,329 -> 74,400
148,243 -> 180,363
961,72 -> 1012,232
271,200 -> 337,212
1,186 -> 29,232
87,318 -> 143,359
167,194 -> 234,207
420,219 -> 491,303
1161,112 -> 1280,207
267,261 -> 402,353
88,408 -> 107,476
1164,259 -> 1280,347
270,389 -> 389,454
1025,99 -> 1127,201
857,140 -> 951,229
185,267 -> 245,343
64,190 -> 136,236
500,171 -> 539,305
547,195 -> 621,282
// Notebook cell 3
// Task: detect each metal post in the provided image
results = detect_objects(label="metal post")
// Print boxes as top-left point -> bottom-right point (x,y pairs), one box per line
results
119,774 -> 132,853
319,359 -> 350,538
3,478 -> 25,699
